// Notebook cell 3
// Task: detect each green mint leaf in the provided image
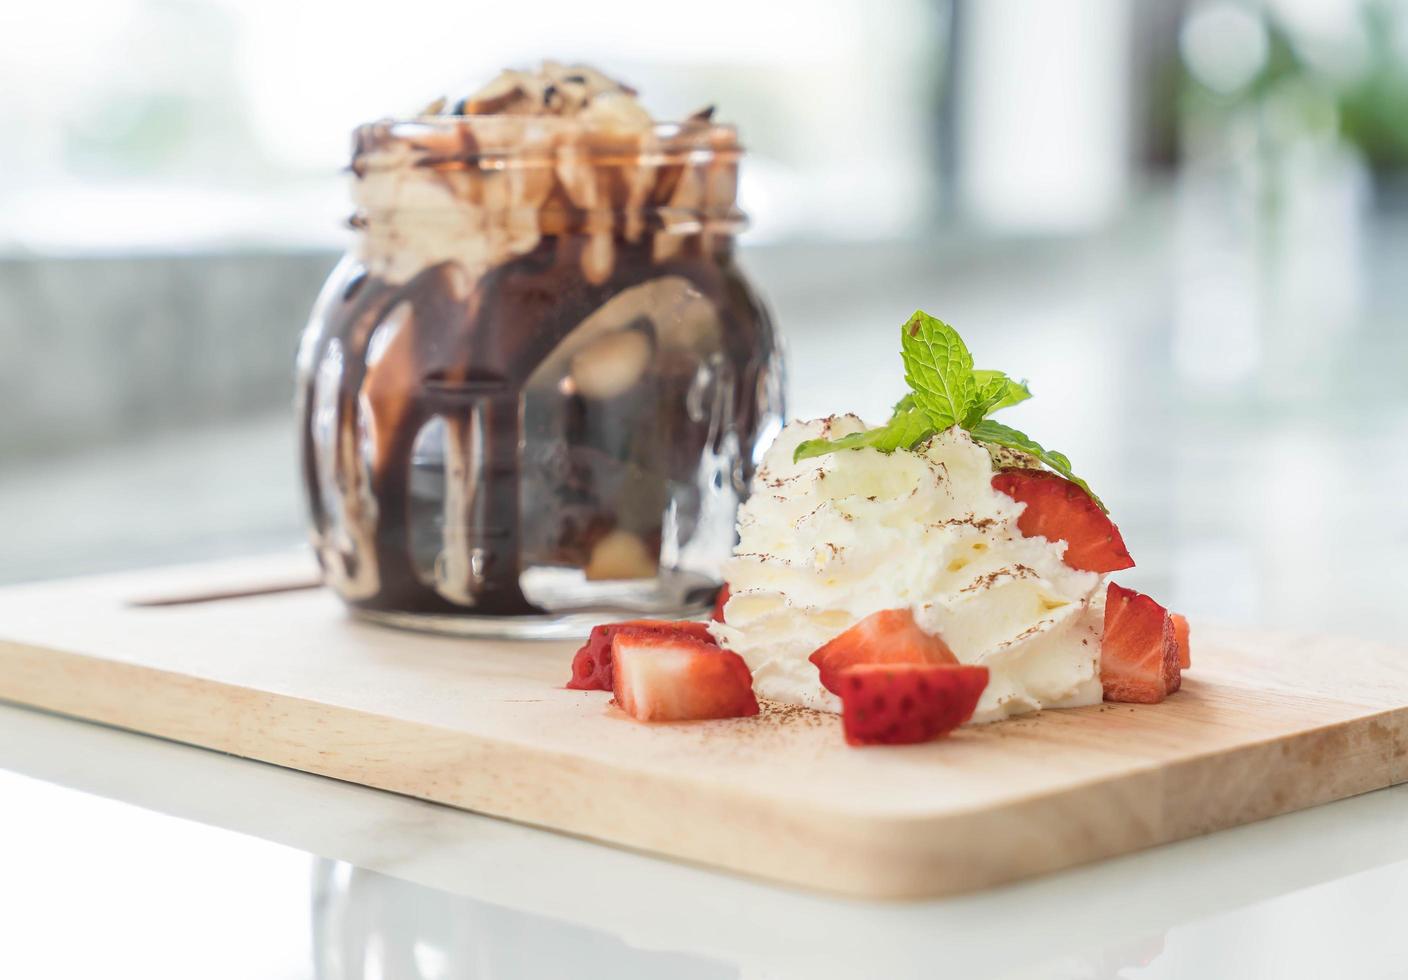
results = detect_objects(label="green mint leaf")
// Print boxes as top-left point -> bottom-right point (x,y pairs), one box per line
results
794,432 -> 871,462
964,370 -> 1032,426
901,311 -> 975,429
865,407 -> 935,452
968,419 -> 1106,512
794,407 -> 935,462
788,310 -> 1109,511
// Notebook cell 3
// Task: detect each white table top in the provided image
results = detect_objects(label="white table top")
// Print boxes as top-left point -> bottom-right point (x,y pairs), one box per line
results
4,188 -> 1407,977
3,700 -> 1407,979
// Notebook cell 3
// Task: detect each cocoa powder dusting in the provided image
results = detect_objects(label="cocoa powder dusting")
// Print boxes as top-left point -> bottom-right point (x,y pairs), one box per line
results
754,699 -> 834,730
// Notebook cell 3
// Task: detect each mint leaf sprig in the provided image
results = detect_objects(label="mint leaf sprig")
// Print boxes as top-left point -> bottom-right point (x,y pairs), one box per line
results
793,310 -> 1105,510
792,403 -> 934,461
901,311 -> 974,427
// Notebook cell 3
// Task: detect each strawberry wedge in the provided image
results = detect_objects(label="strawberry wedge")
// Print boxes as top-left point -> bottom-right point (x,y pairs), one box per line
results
711,584 -> 731,623
612,633 -> 759,722
1100,582 -> 1179,703
566,620 -> 716,691
836,663 -> 989,746
1171,612 -> 1191,671
810,608 -> 957,696
992,469 -> 1134,573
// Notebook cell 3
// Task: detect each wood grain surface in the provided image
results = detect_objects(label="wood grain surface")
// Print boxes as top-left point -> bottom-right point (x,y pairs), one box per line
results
1,555 -> 1405,899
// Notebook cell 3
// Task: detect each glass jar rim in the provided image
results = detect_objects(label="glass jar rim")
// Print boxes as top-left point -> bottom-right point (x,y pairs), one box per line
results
348,204 -> 748,235
372,115 -> 738,132
351,117 -> 744,173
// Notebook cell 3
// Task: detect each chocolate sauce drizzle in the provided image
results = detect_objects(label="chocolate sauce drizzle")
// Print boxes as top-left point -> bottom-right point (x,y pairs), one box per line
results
298,121 -> 779,618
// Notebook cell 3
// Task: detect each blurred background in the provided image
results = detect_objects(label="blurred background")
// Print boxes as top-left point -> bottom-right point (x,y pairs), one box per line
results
3,0 -> 1406,641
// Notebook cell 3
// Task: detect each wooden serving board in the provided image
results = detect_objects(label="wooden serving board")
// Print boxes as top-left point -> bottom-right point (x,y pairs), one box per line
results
2,556 -> 1405,899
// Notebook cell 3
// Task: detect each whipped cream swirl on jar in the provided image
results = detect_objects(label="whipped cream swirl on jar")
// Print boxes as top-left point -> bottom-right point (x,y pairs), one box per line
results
711,416 -> 1106,723
418,61 -> 656,127
350,62 -> 728,286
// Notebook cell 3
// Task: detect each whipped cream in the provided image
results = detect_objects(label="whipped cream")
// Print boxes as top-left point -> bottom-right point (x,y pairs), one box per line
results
350,64 -> 738,286
422,61 -> 653,127
711,417 -> 1105,723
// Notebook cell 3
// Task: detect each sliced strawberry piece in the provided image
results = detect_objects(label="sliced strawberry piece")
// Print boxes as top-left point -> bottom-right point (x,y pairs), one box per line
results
1166,662 -> 1182,695
1100,582 -> 1178,703
991,469 -> 1134,573
712,584 -> 731,623
809,608 -> 957,696
566,619 -> 716,691
1171,612 -> 1191,671
1164,611 -> 1190,694
836,663 -> 989,746
612,633 -> 759,722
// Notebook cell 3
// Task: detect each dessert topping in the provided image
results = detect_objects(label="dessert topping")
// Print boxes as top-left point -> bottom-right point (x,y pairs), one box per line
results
836,663 -> 990,746
991,469 -> 1135,573
567,620 -> 716,691
612,634 -> 759,722
420,62 -> 650,125
711,584 -> 731,624
1100,583 -> 1180,703
795,311 -> 1103,510
1171,612 -> 1192,671
809,608 -> 958,696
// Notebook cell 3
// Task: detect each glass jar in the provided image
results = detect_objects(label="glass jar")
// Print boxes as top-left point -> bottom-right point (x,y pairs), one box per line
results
296,116 -> 783,637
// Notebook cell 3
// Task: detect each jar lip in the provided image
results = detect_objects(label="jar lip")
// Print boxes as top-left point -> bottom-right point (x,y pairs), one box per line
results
350,117 -> 743,173
364,116 -> 739,138
349,204 -> 748,235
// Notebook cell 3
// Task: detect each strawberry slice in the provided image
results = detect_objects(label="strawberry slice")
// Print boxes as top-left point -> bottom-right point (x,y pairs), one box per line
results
566,620 -> 716,691
835,663 -> 989,746
712,584 -> 731,623
612,633 -> 759,722
1100,582 -> 1179,703
1171,612 -> 1191,671
991,469 -> 1134,573
809,608 -> 957,696
1164,611 -> 1190,694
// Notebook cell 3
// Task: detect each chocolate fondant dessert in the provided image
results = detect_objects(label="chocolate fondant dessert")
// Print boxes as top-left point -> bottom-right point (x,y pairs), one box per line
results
296,63 -> 783,630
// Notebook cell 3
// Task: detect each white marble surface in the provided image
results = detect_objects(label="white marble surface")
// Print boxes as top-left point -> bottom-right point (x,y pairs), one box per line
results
3,700 -> 1407,979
